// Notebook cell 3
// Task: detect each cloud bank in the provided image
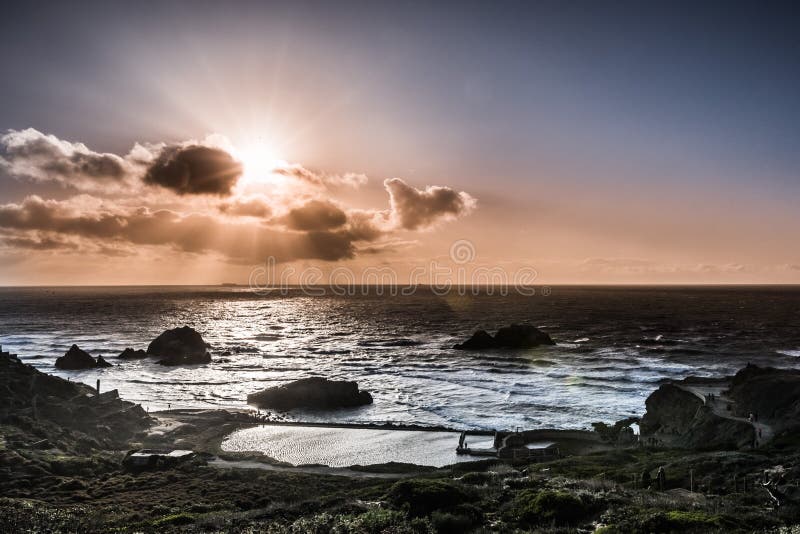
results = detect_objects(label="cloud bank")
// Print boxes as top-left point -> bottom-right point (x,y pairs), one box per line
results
0,129 -> 476,265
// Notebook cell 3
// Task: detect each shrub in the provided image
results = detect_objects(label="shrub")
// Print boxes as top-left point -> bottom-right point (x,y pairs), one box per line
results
506,489 -> 588,526
430,511 -> 473,533
386,479 -> 474,517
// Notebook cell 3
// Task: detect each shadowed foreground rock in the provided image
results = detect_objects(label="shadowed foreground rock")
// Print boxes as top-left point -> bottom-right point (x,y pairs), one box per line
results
1,351 -> 151,451
55,344 -> 113,370
247,377 -> 373,410
147,326 -> 212,366
454,323 -> 555,350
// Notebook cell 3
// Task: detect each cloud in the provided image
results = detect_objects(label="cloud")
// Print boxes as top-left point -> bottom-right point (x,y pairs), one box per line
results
0,233 -> 79,251
218,195 -> 273,218
0,129 -> 479,267
0,196 -> 358,263
0,128 -> 130,190
143,144 -> 243,196
273,163 -> 368,189
384,178 -> 476,230
282,200 -> 347,231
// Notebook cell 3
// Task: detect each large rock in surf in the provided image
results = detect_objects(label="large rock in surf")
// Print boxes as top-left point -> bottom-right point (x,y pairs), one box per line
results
247,377 -> 373,411
454,323 -> 555,350
147,326 -> 211,366
55,345 -> 113,370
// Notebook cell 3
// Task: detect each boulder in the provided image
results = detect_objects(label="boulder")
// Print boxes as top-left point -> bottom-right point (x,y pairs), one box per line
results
147,326 -> 211,366
454,324 -> 555,350
118,348 -> 148,359
55,345 -> 111,370
247,377 -> 373,411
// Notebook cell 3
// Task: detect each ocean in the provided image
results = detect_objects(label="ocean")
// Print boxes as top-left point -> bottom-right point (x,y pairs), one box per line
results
1,285 -> 798,431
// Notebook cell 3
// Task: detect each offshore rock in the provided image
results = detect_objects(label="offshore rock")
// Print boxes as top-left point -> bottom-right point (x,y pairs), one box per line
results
454,324 -> 555,350
118,348 -> 148,359
55,345 -> 112,370
247,377 -> 373,411
147,326 -> 212,366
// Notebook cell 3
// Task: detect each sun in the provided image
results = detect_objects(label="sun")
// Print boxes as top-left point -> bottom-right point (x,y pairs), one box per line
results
234,141 -> 283,185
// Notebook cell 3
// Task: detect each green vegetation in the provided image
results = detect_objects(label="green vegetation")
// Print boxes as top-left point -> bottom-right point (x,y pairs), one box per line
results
386,479 -> 475,517
505,489 -> 589,526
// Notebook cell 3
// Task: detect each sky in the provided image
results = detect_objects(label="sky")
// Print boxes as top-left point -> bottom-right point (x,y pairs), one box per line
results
0,0 -> 798,285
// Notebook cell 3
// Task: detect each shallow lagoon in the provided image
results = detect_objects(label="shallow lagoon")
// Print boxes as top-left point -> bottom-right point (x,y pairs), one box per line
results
221,425 -> 494,467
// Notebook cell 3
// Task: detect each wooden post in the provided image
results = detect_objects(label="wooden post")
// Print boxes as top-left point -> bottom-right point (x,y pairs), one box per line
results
690,469 -> 693,492
96,379 -> 100,396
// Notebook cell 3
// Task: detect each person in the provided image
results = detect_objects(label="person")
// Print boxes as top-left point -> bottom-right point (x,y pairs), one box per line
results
641,469 -> 652,489
657,466 -> 666,490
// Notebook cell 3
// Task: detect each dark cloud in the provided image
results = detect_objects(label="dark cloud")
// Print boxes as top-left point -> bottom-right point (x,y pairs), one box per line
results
384,178 -> 476,230
0,128 -> 129,189
143,145 -> 243,196
282,200 -> 347,231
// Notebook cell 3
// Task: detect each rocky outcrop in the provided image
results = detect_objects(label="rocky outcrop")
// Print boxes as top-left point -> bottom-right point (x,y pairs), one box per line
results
55,345 -> 113,370
118,348 -> 148,359
1,351 -> 152,451
247,377 -> 373,411
727,364 -> 800,428
454,324 -> 555,350
147,326 -> 211,366
640,383 -> 753,450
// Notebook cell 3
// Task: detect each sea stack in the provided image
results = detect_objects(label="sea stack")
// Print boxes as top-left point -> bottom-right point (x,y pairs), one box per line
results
147,326 -> 212,366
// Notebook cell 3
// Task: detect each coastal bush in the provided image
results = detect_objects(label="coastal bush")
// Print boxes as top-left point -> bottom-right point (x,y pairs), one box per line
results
598,508 -> 730,533
505,489 -> 589,526
386,479 -> 474,517
457,471 -> 496,485
430,503 -> 483,533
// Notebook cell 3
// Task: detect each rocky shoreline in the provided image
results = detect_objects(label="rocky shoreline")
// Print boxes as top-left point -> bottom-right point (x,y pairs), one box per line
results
1,348 -> 799,532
